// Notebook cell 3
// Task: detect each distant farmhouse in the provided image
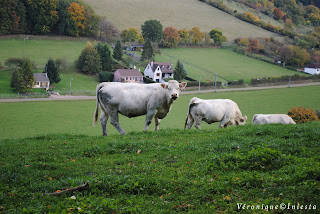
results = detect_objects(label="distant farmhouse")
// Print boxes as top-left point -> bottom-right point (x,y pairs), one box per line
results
144,61 -> 174,83
113,69 -> 144,83
126,44 -> 144,51
33,73 -> 50,90
304,63 -> 320,75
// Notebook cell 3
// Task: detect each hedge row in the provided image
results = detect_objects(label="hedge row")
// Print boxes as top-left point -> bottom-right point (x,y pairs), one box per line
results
250,74 -> 320,85
200,0 -> 296,39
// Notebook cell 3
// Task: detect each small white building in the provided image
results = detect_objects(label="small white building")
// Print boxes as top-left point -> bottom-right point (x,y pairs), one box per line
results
33,73 -> 50,90
304,63 -> 320,75
144,61 -> 174,83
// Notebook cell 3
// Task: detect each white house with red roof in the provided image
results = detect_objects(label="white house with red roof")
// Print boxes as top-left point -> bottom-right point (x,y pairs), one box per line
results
304,63 -> 320,75
113,69 -> 144,83
143,61 -> 174,83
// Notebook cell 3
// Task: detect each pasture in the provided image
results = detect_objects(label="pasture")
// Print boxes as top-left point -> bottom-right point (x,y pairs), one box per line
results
156,48 -> 301,83
82,0 -> 284,41
0,39 -> 87,68
0,85 -> 319,140
1,123 -> 319,213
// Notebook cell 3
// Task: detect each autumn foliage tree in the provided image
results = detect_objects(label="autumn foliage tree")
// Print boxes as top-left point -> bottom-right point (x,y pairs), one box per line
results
273,8 -> 284,20
162,27 -> 181,48
67,2 -> 86,36
189,27 -> 204,44
178,29 -> 190,44
209,29 -> 227,46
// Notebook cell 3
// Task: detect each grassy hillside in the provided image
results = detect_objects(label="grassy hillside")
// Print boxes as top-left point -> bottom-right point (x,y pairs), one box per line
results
0,85 -> 319,140
83,0 -> 284,41
0,39 -> 99,96
157,48 -> 301,82
0,39 -> 87,68
1,123 -> 319,213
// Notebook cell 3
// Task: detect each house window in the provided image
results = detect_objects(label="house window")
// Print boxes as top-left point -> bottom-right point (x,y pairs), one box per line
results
126,77 -> 128,80
156,73 -> 160,76
36,82 -> 40,86
156,79 -> 159,82
162,73 -> 165,78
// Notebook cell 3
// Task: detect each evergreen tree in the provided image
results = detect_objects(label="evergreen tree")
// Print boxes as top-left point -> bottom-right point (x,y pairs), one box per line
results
10,70 -> 21,90
113,40 -> 123,61
141,39 -> 154,61
76,42 -> 101,74
45,58 -> 61,83
174,60 -> 187,81
19,58 -> 35,93
95,43 -> 113,71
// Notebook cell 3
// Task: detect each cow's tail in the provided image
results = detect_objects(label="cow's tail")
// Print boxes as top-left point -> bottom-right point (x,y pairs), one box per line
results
184,97 -> 198,130
93,83 -> 104,126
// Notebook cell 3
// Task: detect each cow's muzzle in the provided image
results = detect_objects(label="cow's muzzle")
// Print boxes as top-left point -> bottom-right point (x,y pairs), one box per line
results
171,93 -> 178,100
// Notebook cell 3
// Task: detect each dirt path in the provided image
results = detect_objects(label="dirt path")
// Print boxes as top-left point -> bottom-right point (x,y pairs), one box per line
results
1,82 -> 320,103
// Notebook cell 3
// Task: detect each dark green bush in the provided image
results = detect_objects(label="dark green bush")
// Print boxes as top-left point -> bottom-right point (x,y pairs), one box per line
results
98,71 -> 114,82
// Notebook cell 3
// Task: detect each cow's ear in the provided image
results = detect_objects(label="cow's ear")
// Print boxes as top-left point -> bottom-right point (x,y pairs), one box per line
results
179,82 -> 187,89
241,116 -> 248,122
161,83 -> 167,89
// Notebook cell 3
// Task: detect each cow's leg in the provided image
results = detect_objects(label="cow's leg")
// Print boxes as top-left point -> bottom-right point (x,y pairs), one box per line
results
144,109 -> 157,131
108,108 -> 126,135
219,116 -> 231,128
194,117 -> 202,129
186,116 -> 194,129
154,116 -> 161,131
100,110 -> 109,136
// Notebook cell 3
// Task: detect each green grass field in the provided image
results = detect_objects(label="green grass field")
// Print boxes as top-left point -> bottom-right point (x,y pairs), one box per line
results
0,39 -> 99,96
156,48 -> 302,83
1,123 -> 319,213
83,0 -> 284,41
1,85 -> 319,140
0,39 -> 87,68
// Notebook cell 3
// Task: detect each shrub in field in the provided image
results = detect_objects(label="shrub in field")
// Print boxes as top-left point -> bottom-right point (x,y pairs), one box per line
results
288,107 -> 319,124
5,57 -> 26,69
98,71 -> 114,82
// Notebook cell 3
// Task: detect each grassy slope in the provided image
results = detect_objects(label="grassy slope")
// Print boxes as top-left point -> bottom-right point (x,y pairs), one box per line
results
156,48 -> 301,82
0,39 -> 87,68
0,85 -> 319,140
83,0 -> 284,41
1,123 -> 319,213
0,39 -> 99,95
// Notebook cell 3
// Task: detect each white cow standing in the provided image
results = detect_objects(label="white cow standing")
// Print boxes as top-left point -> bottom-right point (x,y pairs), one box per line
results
252,114 -> 296,124
184,97 -> 247,129
93,80 -> 187,136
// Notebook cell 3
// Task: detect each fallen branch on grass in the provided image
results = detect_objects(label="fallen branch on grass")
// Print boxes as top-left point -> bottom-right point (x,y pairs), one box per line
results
43,183 -> 89,196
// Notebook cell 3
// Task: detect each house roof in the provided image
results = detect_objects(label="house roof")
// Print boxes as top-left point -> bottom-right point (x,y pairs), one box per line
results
305,63 -> 320,68
151,62 -> 173,73
33,73 -> 49,82
115,69 -> 143,77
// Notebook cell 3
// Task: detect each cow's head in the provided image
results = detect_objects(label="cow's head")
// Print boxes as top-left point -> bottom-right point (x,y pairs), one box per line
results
237,116 -> 247,125
161,80 -> 187,101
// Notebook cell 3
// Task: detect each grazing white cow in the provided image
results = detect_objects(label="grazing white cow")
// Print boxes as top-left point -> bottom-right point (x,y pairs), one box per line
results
184,97 -> 247,129
252,114 -> 296,124
93,80 -> 187,136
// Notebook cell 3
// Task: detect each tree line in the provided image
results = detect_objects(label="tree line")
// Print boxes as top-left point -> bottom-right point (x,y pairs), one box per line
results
120,20 -> 227,48
0,0 -> 99,37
